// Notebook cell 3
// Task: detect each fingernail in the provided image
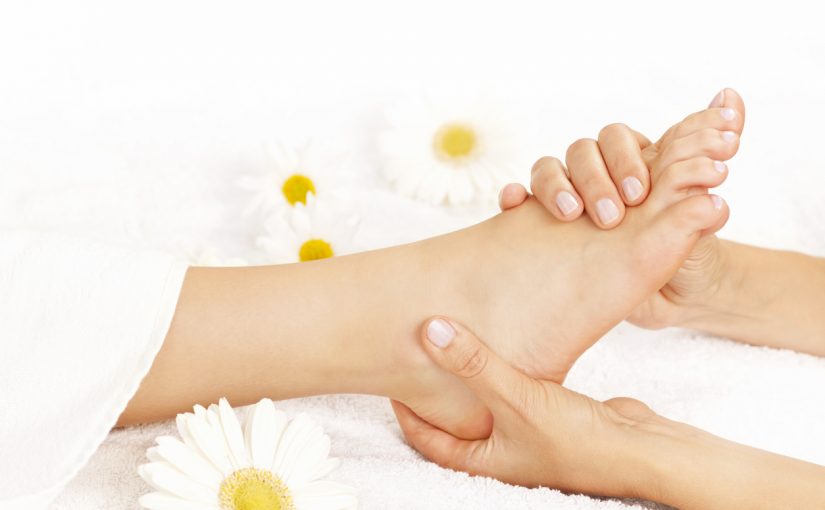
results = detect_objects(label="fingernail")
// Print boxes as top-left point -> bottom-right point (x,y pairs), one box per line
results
595,198 -> 619,224
720,108 -> 736,121
621,177 -> 644,202
427,319 -> 456,348
713,160 -> 727,173
708,89 -> 725,108
721,131 -> 737,142
555,191 -> 578,216
711,195 -> 724,210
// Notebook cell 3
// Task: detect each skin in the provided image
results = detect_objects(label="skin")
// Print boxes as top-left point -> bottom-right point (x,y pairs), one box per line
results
500,88 -> 825,355
120,99 -> 733,438
393,316 -> 825,510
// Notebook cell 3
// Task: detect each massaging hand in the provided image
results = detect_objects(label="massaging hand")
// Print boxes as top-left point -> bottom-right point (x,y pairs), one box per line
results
391,316 -> 657,497
499,88 -> 746,330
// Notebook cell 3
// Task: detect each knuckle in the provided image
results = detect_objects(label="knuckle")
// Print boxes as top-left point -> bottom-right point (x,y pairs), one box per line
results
531,156 -> 561,174
452,346 -> 488,380
566,137 -> 596,157
598,122 -> 628,140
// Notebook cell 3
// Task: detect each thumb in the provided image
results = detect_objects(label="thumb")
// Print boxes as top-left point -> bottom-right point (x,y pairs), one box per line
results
422,317 -> 526,415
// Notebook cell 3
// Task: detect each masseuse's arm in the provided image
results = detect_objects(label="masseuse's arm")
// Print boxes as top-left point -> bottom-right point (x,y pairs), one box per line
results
394,316 -> 825,510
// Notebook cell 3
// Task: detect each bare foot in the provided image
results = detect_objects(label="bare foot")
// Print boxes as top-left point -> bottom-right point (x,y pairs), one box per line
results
396,119 -> 734,438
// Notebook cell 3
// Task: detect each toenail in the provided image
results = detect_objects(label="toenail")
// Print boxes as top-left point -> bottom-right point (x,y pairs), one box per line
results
710,195 -> 724,210
720,108 -> 736,121
555,191 -> 578,216
721,131 -> 737,142
595,198 -> 619,224
427,319 -> 456,348
708,89 -> 725,108
621,177 -> 644,202
713,161 -> 727,173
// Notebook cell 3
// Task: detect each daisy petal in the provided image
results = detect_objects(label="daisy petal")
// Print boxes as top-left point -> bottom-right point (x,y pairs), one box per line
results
138,462 -> 216,504
271,414 -> 328,486
186,412 -> 234,475
282,431 -> 331,487
217,398 -> 250,468
154,436 -> 224,488
244,398 -> 287,469
291,481 -> 358,510
138,491 -> 217,510
309,457 -> 341,481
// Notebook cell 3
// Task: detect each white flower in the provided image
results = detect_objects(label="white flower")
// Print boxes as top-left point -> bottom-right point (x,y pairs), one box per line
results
378,91 -> 530,206
255,194 -> 359,264
238,142 -> 351,218
138,398 -> 357,510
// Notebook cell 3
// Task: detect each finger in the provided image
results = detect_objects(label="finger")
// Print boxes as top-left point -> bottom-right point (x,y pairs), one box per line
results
498,183 -> 529,211
421,317 -> 527,416
530,156 -> 583,220
652,128 -> 740,180
597,123 -> 650,206
565,138 -> 625,228
391,400 -> 482,473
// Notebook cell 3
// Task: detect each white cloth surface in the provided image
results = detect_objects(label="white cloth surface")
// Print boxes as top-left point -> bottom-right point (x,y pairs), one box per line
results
0,234 -> 187,508
1,1 -> 824,509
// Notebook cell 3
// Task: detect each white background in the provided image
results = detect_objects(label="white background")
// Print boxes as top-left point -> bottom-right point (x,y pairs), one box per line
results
2,2 -> 824,509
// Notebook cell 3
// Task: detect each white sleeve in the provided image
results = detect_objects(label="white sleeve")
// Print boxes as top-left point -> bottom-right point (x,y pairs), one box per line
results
0,231 -> 187,509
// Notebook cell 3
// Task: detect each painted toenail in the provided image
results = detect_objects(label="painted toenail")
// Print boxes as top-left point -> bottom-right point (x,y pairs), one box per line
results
721,130 -> 737,142
711,195 -> 724,210
621,177 -> 644,202
720,108 -> 736,121
595,198 -> 619,224
708,89 -> 725,108
713,161 -> 727,173
427,319 -> 456,348
555,191 -> 578,216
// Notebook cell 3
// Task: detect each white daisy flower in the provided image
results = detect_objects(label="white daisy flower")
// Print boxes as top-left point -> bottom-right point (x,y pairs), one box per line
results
138,398 -> 357,510
378,91 -> 531,206
237,142 -> 351,218
255,194 -> 359,264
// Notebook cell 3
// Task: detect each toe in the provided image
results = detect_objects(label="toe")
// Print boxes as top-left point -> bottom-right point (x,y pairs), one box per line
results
647,157 -> 729,210
632,194 -> 727,269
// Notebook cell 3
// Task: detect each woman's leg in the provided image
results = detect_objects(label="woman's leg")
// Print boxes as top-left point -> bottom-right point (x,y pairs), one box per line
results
121,159 -> 726,438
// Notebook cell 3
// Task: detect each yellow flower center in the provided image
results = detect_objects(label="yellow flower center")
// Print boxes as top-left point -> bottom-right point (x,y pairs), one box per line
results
299,239 -> 334,262
219,468 -> 294,510
281,174 -> 316,206
433,123 -> 477,161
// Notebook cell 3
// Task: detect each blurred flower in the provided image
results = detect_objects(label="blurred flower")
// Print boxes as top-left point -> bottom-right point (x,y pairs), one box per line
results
238,142 -> 350,218
378,91 -> 528,205
256,194 -> 359,264
138,398 -> 357,510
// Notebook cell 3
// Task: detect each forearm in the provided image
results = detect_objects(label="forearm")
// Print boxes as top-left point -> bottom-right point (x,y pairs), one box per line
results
680,240 -> 825,355
119,241 -> 446,425
633,415 -> 825,509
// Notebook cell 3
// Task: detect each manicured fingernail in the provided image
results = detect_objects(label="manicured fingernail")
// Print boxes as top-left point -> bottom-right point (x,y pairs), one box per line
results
711,195 -> 724,210
427,319 -> 455,348
555,191 -> 578,216
713,160 -> 727,173
720,108 -> 736,121
595,198 -> 619,224
708,89 -> 725,108
621,177 -> 644,202
721,131 -> 737,142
